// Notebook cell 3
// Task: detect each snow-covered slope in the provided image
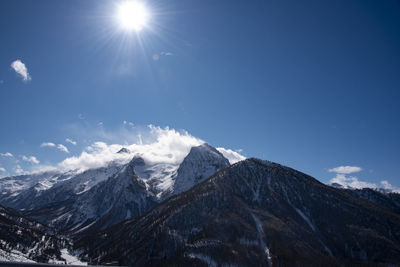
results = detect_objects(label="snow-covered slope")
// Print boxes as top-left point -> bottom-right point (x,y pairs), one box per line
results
0,171 -> 62,196
0,163 -> 124,210
65,157 -> 157,233
0,205 -> 76,264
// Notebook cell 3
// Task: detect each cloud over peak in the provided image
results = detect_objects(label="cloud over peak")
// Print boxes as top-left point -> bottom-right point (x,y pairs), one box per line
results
11,59 -> 31,82
6,125 -> 245,177
59,126 -> 204,172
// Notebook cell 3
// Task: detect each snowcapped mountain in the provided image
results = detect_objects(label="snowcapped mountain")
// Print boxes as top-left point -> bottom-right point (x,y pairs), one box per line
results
0,163 -> 123,210
3,142 -> 399,266
1,143 -> 231,236
76,158 -> 400,266
0,170 -> 62,197
170,143 -> 230,196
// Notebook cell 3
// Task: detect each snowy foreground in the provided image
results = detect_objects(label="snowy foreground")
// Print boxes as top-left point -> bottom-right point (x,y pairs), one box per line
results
0,248 -> 87,265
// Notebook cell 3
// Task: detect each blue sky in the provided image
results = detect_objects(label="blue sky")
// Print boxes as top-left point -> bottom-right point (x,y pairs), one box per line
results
0,0 -> 399,189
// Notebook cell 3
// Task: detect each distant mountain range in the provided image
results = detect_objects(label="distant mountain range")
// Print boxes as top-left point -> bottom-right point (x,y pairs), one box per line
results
0,143 -> 399,265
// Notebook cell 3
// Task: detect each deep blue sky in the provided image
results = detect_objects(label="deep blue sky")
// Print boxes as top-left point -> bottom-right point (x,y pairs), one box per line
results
0,0 -> 399,187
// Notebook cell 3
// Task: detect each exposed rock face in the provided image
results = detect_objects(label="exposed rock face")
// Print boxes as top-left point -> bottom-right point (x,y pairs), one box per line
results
76,159 -> 400,266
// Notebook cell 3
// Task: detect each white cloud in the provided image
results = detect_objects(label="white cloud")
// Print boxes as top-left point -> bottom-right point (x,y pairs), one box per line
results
0,167 -> 5,172
380,180 -> 400,193
41,142 -> 69,153
65,138 -> 77,145
328,166 -> 362,174
18,125 -> 242,176
22,155 -> 40,164
41,142 -> 56,148
57,144 -> 69,153
58,126 -> 204,172
329,166 -> 399,192
0,152 -> 13,157
330,173 -> 377,189
216,147 -> 246,164
11,59 -> 31,82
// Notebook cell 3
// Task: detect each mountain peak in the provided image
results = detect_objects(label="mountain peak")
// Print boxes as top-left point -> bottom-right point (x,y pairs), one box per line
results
171,143 -> 230,195
117,147 -> 130,154
128,156 -> 145,167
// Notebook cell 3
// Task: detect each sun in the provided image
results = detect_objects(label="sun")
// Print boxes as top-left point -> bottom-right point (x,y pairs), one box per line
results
117,1 -> 149,31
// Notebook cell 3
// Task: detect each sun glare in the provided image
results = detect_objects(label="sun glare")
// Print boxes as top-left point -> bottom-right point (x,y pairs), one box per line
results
117,1 -> 149,31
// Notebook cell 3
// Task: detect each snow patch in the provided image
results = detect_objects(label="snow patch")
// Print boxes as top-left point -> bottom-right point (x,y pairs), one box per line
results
0,248 -> 35,263
295,208 -> 316,232
60,248 -> 87,265
251,213 -> 273,267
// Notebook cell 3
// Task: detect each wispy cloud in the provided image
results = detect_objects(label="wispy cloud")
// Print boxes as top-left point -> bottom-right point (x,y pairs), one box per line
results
65,138 -> 77,145
57,144 -> 69,153
41,142 -> 69,153
0,167 -> 5,172
11,59 -> 31,82
216,147 -> 246,164
328,166 -> 362,174
0,152 -> 13,157
22,155 -> 40,164
41,142 -> 56,148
